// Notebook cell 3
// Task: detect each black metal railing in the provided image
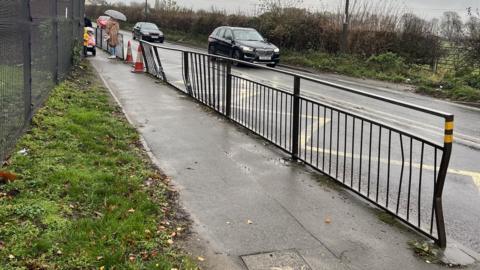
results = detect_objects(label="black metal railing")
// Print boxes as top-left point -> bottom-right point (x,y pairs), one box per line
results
139,40 -> 454,248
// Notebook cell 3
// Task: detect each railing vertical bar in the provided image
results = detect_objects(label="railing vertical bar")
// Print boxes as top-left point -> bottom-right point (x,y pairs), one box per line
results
367,122 -> 372,197
207,57 -> 212,106
322,106 -> 327,170
316,107 -> 321,168
418,142 -> 425,228
351,117 -> 356,187
279,93 -> 283,148
271,87 -> 275,141
329,108 -> 333,175
376,126 -> 382,202
430,148 -> 438,235
407,137 -> 413,220
396,134 -> 405,215
310,103 -> 314,164
304,101 -> 309,161
343,114 -> 348,183
386,130 -> 392,208
359,120 -> 364,192
336,111 -> 340,179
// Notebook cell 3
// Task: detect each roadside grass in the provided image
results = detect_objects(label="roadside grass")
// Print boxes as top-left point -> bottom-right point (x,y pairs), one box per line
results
155,29 -> 480,104
0,61 -> 197,269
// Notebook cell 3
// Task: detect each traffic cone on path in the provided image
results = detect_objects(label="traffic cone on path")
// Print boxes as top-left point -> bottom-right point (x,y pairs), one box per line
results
131,45 -> 144,73
125,40 -> 134,64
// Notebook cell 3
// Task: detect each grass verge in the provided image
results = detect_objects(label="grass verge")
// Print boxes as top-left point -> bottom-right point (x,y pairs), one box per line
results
157,29 -> 480,104
0,61 -> 197,269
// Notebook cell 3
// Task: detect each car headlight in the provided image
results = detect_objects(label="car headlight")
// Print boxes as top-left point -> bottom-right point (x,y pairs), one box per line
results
241,46 -> 253,52
274,48 -> 280,53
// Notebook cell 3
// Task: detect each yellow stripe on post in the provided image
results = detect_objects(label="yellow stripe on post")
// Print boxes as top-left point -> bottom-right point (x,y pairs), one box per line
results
444,134 -> 454,143
445,121 -> 454,131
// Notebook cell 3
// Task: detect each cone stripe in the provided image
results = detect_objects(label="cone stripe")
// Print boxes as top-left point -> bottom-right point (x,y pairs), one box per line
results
125,40 -> 133,64
131,44 -> 144,73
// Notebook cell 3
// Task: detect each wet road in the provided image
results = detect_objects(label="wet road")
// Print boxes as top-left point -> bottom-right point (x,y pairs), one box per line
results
118,31 -> 480,253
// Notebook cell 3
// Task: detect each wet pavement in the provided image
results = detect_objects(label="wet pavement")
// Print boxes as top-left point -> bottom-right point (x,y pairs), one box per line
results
118,31 -> 480,254
89,49 -> 479,269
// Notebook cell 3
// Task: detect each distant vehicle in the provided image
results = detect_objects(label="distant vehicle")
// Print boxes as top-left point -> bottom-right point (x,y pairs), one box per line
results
132,22 -> 164,43
208,26 -> 280,67
96,15 -> 110,29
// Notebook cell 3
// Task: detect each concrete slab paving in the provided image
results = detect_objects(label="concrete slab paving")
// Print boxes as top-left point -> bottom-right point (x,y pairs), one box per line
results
89,51 -> 479,270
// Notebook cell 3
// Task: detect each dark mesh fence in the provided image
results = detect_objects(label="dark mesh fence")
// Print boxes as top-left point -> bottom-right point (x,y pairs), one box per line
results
0,0 -> 84,162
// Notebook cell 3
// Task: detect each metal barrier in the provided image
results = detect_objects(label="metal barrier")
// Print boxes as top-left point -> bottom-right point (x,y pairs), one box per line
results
0,0 -> 84,163
94,28 -> 124,60
139,40 -> 454,247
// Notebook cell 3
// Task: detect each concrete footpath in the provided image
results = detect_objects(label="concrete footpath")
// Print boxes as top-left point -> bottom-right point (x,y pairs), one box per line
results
89,52 -> 479,270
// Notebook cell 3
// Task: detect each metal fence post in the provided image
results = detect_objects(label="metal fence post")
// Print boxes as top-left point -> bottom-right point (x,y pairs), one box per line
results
183,51 -> 192,95
225,61 -> 232,118
22,0 -> 32,122
53,0 -> 59,84
434,115 -> 454,248
291,76 -> 301,160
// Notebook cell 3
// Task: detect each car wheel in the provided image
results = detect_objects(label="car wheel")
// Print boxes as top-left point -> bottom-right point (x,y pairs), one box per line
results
132,33 -> 136,40
267,63 -> 277,68
232,49 -> 242,66
92,47 -> 96,57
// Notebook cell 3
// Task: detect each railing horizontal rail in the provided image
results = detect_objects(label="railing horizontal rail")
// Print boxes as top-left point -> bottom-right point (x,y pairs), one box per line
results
141,41 -> 452,119
140,40 -> 454,248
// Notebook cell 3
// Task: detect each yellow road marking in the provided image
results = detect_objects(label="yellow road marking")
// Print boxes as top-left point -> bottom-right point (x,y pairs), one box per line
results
302,145 -> 480,191
175,78 -> 480,191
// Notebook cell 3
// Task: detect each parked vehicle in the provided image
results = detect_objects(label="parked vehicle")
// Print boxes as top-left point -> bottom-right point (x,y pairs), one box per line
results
96,15 -> 110,29
208,26 -> 280,67
132,22 -> 164,43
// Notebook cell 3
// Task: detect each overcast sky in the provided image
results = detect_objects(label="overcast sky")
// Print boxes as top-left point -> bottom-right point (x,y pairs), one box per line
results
113,0 -> 478,19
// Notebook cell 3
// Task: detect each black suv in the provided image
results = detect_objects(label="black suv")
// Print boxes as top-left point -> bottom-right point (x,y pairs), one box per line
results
132,22 -> 164,43
208,27 -> 280,67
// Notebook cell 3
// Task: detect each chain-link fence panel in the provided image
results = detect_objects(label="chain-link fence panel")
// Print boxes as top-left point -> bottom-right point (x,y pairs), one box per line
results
1,0 -> 84,163
31,0 -> 57,108
0,1 -> 29,162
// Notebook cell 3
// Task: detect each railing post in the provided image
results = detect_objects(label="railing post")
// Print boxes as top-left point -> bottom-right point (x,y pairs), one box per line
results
292,76 -> 301,160
225,61 -> 232,118
434,115 -> 454,248
22,0 -> 32,122
183,51 -> 193,95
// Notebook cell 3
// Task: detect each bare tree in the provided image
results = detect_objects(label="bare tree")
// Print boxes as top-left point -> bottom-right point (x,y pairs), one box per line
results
440,11 -> 463,41
258,0 -> 304,13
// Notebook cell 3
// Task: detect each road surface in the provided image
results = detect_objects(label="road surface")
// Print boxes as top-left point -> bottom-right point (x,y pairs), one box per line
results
116,30 -> 480,253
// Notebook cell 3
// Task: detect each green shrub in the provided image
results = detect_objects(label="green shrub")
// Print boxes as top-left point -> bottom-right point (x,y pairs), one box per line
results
367,52 -> 406,72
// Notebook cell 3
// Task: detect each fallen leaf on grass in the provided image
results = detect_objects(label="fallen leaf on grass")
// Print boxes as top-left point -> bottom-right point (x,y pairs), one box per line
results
197,256 -> 205,261
97,256 -> 103,260
99,266 -> 105,270
8,254 -> 14,260
128,254 -> 136,262
0,171 -> 17,184
127,208 -> 135,213
170,232 -> 177,237
167,239 -> 174,245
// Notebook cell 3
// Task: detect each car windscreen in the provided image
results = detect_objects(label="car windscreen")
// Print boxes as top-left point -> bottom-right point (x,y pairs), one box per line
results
142,23 -> 159,31
233,29 -> 264,41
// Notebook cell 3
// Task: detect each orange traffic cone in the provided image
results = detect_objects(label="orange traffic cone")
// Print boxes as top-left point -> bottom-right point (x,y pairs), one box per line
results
125,40 -> 134,64
131,45 -> 144,73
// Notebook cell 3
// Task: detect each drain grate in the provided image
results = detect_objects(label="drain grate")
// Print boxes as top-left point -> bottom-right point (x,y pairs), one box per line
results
241,250 -> 312,270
